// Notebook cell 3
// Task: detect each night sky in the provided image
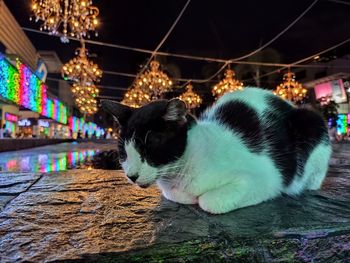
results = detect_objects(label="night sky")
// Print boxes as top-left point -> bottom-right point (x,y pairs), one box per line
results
4,0 -> 350,106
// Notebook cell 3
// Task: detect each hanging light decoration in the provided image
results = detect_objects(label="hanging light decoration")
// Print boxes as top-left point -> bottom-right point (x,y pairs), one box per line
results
134,60 -> 173,100
212,69 -> 244,99
274,71 -> 307,103
178,84 -> 202,109
71,81 -> 99,98
72,82 -> 99,114
62,40 -> 102,82
75,95 -> 98,115
30,0 -> 99,40
63,39 -> 102,115
121,86 -> 151,108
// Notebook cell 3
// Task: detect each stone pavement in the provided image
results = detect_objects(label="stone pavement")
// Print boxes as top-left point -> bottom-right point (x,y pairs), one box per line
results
0,144 -> 349,262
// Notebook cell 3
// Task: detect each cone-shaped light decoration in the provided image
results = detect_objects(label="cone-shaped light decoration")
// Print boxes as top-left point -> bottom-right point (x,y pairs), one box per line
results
72,82 -> 99,115
121,86 -> 151,108
178,84 -> 202,109
62,40 -> 102,83
273,71 -> 307,103
134,60 -> 173,100
212,69 -> 244,99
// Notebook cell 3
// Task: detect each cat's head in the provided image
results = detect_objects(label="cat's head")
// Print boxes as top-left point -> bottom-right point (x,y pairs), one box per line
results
102,99 -> 192,187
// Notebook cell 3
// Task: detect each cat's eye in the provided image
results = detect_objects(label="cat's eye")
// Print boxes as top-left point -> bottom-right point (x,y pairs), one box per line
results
147,132 -> 164,145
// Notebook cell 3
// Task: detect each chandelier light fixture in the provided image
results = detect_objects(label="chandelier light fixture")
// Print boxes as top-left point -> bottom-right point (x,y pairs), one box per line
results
62,40 -> 102,83
62,39 -> 102,115
212,69 -> 244,99
72,82 -> 99,114
71,81 -> 99,98
178,84 -> 202,109
274,71 -> 307,103
30,0 -> 99,40
134,60 -> 173,100
121,86 -> 151,108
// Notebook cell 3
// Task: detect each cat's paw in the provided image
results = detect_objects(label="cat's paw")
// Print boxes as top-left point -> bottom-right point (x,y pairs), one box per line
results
162,189 -> 198,204
198,194 -> 234,214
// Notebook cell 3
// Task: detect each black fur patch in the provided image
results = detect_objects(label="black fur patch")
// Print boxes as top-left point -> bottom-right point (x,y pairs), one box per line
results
119,101 -> 193,166
263,96 -> 296,185
263,95 -> 328,185
214,101 -> 263,153
289,108 -> 329,175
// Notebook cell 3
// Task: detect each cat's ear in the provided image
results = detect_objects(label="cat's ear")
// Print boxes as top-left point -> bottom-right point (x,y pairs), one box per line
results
163,98 -> 187,124
101,100 -> 134,126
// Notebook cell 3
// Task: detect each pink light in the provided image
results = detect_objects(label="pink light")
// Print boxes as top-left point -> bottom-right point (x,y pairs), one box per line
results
5,113 -> 18,122
314,82 -> 332,100
314,79 -> 347,103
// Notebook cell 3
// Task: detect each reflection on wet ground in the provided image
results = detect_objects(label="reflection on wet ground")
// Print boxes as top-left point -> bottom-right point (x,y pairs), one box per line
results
0,142 -> 349,262
0,142 -> 118,173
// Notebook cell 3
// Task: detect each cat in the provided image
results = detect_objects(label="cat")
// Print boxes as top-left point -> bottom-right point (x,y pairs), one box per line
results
102,87 -> 332,214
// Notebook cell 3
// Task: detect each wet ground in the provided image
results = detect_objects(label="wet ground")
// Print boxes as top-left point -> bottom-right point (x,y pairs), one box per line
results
0,142 -> 117,173
0,142 -> 349,262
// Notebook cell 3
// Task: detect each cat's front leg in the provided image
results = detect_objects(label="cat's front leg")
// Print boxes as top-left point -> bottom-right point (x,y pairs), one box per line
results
158,183 -> 198,204
163,187 -> 198,204
198,181 -> 260,214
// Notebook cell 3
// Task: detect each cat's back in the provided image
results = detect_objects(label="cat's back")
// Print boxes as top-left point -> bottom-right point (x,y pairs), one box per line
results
197,87 -> 330,190
202,87 -> 293,120
199,87 -> 293,153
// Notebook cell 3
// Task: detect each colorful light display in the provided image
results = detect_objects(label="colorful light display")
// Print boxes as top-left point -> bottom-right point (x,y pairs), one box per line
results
336,114 -> 348,135
0,57 -> 20,104
68,116 -> 105,137
2,150 -> 97,173
0,53 -> 68,124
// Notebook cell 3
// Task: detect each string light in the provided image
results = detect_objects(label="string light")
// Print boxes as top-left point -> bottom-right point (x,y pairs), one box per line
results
30,0 -> 99,40
134,60 -> 173,100
274,71 -> 307,103
212,69 -> 244,99
0,53 -> 67,124
178,84 -> 202,109
121,86 -> 151,108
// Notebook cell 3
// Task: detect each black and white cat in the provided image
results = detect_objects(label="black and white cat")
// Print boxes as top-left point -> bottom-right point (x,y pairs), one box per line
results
102,87 -> 331,214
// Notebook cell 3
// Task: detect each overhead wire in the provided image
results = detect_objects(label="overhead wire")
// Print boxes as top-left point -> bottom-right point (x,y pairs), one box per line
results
21,0 -> 320,83
190,0 -> 320,83
47,32 -> 350,92
245,36 -> 350,82
25,0 -> 349,92
25,26 -> 347,70
139,0 -> 191,75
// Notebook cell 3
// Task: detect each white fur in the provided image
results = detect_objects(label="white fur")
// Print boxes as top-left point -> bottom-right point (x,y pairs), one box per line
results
122,140 -> 158,187
285,142 -> 332,194
157,121 -> 284,214
122,88 -> 331,214
155,88 -> 331,214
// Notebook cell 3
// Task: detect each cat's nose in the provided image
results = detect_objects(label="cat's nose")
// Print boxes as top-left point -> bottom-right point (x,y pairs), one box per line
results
128,174 -> 138,183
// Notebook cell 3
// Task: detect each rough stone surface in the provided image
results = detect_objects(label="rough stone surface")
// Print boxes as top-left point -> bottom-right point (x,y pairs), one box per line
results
0,143 -> 349,262
0,172 -> 41,210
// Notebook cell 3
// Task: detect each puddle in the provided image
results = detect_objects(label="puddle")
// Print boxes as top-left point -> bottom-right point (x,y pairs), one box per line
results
0,142 -> 119,173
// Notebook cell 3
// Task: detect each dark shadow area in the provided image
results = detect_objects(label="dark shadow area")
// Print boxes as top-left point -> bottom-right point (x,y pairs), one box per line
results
89,150 -> 120,170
